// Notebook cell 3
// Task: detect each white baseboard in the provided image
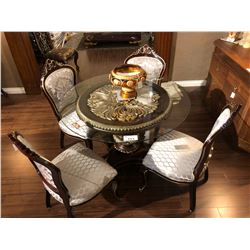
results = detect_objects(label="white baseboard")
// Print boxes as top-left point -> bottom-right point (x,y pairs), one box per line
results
174,80 -> 207,87
2,87 -> 26,94
1,80 -> 206,94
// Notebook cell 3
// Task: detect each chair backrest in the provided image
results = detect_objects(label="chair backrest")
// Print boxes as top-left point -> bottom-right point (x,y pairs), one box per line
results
32,32 -> 54,55
124,44 -> 166,85
193,104 -> 241,179
8,131 -> 70,204
41,59 -> 78,120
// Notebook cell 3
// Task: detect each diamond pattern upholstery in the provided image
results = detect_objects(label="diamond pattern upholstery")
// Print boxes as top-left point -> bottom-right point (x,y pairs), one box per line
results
205,108 -> 230,142
15,133 -> 117,207
143,108 -> 233,183
126,56 -> 164,83
59,111 -> 89,139
44,68 -> 77,113
143,130 -> 203,182
50,143 -> 117,206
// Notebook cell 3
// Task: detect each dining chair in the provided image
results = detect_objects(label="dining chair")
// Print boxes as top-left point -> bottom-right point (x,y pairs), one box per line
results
124,44 -> 166,85
8,131 -> 118,218
139,104 -> 241,212
41,59 -> 92,149
32,32 -> 79,71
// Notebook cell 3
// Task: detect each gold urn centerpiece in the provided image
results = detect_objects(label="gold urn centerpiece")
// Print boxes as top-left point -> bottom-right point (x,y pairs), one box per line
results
109,64 -> 146,99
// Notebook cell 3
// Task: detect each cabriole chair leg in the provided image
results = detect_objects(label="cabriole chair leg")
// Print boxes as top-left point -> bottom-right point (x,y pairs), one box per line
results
189,183 -> 197,212
111,179 -> 121,200
65,205 -> 74,218
204,168 -> 209,183
60,131 -> 65,149
139,168 -> 149,192
45,190 -> 51,208
85,139 -> 93,150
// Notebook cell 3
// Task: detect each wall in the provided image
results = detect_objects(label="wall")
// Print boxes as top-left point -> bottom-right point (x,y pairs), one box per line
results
1,32 -> 23,88
1,32 -> 228,89
171,32 -> 227,81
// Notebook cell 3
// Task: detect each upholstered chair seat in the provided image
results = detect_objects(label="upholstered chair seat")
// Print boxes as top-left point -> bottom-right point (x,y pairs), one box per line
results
58,111 -> 90,140
8,132 -> 118,217
41,59 -> 92,149
143,130 -> 203,183
50,143 -> 117,206
140,104 -> 241,212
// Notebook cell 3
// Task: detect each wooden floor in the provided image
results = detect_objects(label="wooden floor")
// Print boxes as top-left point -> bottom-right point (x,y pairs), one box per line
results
1,43 -> 250,218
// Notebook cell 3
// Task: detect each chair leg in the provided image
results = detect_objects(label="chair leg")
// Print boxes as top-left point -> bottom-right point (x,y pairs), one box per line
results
85,139 -> 93,150
204,168 -> 209,183
189,183 -> 197,212
139,167 -> 149,192
111,179 -> 121,200
73,51 -> 79,71
60,131 -> 65,149
65,205 -> 74,218
45,190 -> 51,208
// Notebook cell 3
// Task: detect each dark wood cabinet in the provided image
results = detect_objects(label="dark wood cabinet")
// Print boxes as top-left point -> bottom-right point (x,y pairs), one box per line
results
205,39 -> 250,153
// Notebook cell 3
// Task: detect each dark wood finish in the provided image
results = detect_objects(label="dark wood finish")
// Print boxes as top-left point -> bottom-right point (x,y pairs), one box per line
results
1,45 -> 249,218
84,32 -> 141,45
4,32 -> 41,94
41,59 -> 92,149
153,32 -> 173,81
139,104 -> 241,212
31,32 -> 79,71
8,131 -> 73,217
8,131 -> 116,218
205,39 -> 250,153
2,88 -> 249,218
124,44 -> 166,85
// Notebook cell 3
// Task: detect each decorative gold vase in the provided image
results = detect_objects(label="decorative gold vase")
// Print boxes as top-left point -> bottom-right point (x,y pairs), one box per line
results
109,64 -> 146,99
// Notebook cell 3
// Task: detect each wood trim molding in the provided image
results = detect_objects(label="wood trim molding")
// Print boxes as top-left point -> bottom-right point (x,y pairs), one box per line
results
153,32 -> 173,81
4,32 -> 41,94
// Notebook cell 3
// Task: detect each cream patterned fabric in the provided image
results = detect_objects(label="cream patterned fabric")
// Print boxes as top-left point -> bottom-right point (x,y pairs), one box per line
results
35,161 -> 57,188
59,111 -> 89,139
17,135 -> 58,192
44,68 -> 77,113
51,143 -> 117,206
205,108 -> 230,142
127,56 -> 164,83
143,130 -> 204,182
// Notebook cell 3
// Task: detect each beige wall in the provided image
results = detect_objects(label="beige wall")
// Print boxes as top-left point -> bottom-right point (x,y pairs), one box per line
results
1,32 -> 23,88
1,32 -> 228,88
171,32 -> 227,81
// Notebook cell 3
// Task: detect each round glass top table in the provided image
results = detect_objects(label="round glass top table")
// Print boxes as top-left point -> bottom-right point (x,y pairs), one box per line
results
60,74 -> 191,153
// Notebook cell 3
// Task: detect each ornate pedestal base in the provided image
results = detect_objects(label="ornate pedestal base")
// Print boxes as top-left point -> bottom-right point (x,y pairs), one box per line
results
114,142 -> 141,154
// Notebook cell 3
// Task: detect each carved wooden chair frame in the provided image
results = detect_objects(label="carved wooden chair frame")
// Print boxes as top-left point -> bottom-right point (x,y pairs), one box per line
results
139,104 -> 241,212
124,44 -> 166,85
32,32 -> 79,71
41,59 -> 92,149
8,131 -> 117,217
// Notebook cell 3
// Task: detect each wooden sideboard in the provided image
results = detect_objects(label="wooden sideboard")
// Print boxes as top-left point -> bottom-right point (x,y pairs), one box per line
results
205,39 -> 250,153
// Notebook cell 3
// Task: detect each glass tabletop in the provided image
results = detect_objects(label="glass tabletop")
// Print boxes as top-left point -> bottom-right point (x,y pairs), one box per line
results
60,74 -> 191,144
